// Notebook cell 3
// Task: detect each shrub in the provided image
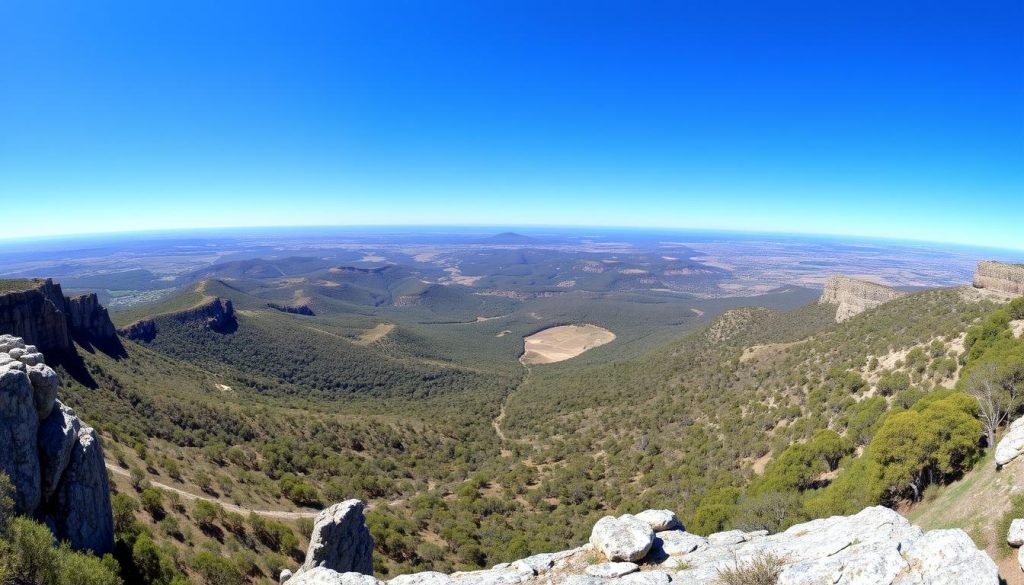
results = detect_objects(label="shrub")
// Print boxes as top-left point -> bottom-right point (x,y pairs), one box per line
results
715,552 -> 786,585
191,551 -> 244,585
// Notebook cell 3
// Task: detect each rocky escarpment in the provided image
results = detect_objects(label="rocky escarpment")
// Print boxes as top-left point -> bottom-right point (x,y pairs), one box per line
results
119,296 -> 237,341
283,502 -> 996,585
65,292 -> 119,349
0,279 -> 122,357
818,274 -> 903,322
0,279 -> 73,357
974,260 -> 1024,297
268,303 -> 315,316
0,335 -> 114,554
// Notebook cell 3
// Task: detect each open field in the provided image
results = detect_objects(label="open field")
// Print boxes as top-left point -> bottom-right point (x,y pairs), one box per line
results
520,324 -> 616,364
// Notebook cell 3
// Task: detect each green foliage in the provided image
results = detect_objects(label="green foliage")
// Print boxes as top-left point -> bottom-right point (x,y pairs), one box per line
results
876,370 -> 911,396
0,474 -> 13,537
0,517 -> 122,585
248,514 -> 298,555
734,491 -> 804,533
809,390 -> 982,513
1009,297 -> 1024,321
190,551 -> 244,585
691,488 -> 741,535
750,430 -> 853,496
140,488 -> 165,518
131,533 -> 182,585
839,396 -> 888,445
192,500 -> 221,530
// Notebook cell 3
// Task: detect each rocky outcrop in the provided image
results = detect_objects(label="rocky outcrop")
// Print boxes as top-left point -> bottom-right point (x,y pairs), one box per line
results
819,275 -> 903,322
974,260 -> 1024,297
0,279 -> 73,357
0,279 -> 122,358
590,515 -> 655,562
995,415 -> 1024,466
634,510 -> 681,532
268,303 -> 315,316
0,335 -> 114,555
65,293 -> 121,352
117,319 -> 156,342
288,503 -> 998,585
172,297 -> 236,332
298,500 -> 375,576
119,296 -> 237,341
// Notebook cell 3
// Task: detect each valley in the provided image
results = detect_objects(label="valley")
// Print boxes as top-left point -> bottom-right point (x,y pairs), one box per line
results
2,235 -> 1024,585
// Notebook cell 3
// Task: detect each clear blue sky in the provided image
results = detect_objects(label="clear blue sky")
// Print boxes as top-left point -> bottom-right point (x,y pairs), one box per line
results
1,1 -> 1021,248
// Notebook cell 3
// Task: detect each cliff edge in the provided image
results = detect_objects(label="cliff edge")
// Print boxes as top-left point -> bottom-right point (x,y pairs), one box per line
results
0,278 -> 123,358
818,274 -> 903,322
974,260 -> 1024,298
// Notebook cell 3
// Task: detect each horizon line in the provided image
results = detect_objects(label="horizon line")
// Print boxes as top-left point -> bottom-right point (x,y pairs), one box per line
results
2,221 -> 1023,255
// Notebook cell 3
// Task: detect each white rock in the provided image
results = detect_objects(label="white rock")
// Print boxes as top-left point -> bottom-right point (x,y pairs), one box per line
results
514,552 -> 557,574
27,363 -> 59,419
450,565 -> 534,585
280,569 -> 294,584
590,514 -> 655,562
1009,519 -> 1024,547
388,572 -> 455,585
777,542 -> 907,585
585,562 -> 639,578
612,571 -> 672,585
0,335 -> 25,352
300,500 -> 374,575
19,352 -> 44,367
635,510 -> 682,532
656,531 -> 707,556
996,416 -> 1024,466
707,530 -> 746,546
561,577 -> 604,585
287,569 -> 384,585
896,529 -> 998,585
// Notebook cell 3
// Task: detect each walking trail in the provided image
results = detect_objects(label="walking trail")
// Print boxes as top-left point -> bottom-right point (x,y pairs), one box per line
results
106,463 -> 321,519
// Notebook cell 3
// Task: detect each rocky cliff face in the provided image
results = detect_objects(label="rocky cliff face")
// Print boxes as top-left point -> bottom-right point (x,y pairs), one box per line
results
0,279 -> 73,357
974,260 -> 1024,297
66,293 -> 119,346
0,335 -> 114,554
0,279 -> 122,358
119,296 -> 237,342
283,502 -> 996,585
117,319 -> 157,342
818,275 -> 903,322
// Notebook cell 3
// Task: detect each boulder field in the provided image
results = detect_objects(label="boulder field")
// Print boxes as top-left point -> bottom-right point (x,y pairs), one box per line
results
283,502 -> 996,585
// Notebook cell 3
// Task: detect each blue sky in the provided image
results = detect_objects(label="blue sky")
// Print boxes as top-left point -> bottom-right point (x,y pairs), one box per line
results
1,1 -> 1021,248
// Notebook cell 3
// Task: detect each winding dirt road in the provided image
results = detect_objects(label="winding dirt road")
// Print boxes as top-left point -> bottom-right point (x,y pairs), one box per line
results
105,463 -> 321,519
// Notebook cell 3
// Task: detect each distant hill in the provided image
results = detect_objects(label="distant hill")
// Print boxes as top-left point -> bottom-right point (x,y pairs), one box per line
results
480,232 -> 538,245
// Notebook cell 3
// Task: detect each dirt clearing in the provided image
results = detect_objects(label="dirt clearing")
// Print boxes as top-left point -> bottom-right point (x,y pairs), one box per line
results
521,324 -> 615,365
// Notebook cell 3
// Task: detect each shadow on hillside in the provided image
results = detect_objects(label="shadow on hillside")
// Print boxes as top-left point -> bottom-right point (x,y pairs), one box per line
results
51,350 -> 98,389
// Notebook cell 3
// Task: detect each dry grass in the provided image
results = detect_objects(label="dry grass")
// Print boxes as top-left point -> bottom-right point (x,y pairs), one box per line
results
715,553 -> 786,585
